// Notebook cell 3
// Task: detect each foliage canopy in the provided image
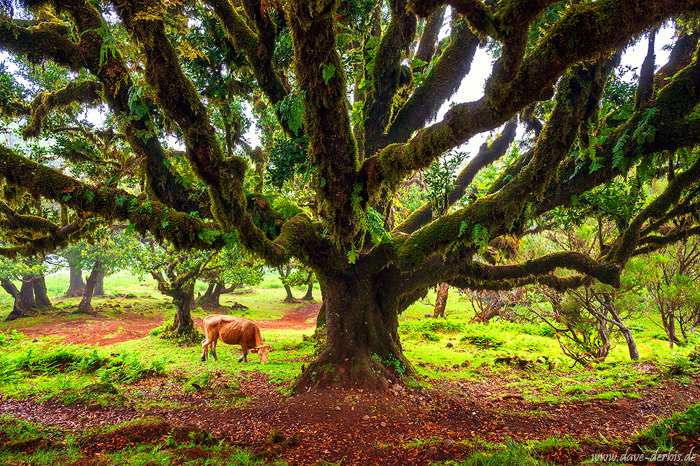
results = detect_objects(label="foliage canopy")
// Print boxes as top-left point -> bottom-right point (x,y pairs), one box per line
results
1,0 -> 700,389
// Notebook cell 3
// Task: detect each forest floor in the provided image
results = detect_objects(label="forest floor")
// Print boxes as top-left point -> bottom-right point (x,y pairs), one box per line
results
1,301 -> 700,465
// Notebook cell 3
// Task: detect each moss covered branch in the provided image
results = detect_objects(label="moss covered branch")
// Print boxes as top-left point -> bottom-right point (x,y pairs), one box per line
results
408,0 -> 497,37
0,201 -> 59,236
43,0 -> 199,214
22,81 -> 102,139
464,252 -> 620,288
383,15 -> 479,148
393,118 -> 517,235
0,145 -> 223,250
450,272 -> 587,293
362,0 -> 417,156
0,19 -> 84,70
206,0 -> 293,134
536,47 -> 700,217
286,0 -> 360,245
363,0 -> 699,198
0,219 -> 84,259
394,57 -> 613,272
110,0 -> 250,237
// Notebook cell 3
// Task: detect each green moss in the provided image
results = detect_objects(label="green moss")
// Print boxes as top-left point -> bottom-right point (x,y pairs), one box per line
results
22,81 -> 102,139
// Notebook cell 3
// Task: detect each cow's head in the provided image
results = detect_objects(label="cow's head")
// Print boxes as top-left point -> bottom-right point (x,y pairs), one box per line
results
251,344 -> 272,363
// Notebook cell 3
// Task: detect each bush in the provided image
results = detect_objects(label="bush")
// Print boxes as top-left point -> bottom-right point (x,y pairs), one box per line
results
460,325 -> 505,349
401,319 -> 464,333
417,332 -> 440,342
637,404 -> 700,451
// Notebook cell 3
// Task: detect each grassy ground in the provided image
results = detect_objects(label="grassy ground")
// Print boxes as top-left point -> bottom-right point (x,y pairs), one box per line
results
0,269 -> 695,399
0,271 -> 698,465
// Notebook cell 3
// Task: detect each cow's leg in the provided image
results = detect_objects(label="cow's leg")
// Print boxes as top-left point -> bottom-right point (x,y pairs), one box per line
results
238,345 -> 248,362
200,338 -> 209,362
211,338 -> 219,361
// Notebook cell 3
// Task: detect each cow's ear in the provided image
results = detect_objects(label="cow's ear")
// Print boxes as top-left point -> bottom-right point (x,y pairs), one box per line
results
250,348 -> 259,353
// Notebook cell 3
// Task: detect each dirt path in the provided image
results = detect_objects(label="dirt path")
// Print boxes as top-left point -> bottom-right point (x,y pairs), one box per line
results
0,301 -> 321,346
1,303 -> 700,465
1,372 -> 699,465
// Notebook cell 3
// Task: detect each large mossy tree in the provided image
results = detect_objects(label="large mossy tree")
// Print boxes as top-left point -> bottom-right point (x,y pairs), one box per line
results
1,0 -> 700,390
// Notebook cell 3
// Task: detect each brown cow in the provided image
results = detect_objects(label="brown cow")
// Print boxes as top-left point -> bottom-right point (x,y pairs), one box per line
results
200,315 -> 272,363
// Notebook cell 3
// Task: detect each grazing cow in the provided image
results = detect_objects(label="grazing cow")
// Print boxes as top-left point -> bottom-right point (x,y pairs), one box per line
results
200,315 -> 272,363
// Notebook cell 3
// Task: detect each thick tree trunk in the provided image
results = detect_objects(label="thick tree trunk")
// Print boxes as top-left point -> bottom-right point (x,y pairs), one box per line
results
198,281 -> 237,308
94,270 -> 105,296
198,282 -> 216,305
294,271 -> 418,391
77,261 -> 100,314
283,284 -> 296,303
210,282 -> 231,307
4,276 -> 44,321
433,283 -> 449,318
33,276 -> 52,308
302,281 -> 314,301
65,263 -> 86,297
19,277 -> 36,310
171,283 -> 196,335
2,278 -> 25,321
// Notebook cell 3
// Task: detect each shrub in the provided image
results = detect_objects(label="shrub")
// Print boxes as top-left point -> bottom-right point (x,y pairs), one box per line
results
460,325 -> 505,349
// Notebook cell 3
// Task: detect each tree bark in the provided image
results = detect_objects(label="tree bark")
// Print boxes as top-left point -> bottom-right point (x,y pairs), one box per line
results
600,299 -> 640,361
433,283 -> 449,318
278,266 -> 296,303
171,283 -> 196,335
33,275 -> 52,308
2,278 -> 25,321
197,280 -> 238,308
3,276 -> 42,321
77,261 -> 100,314
294,271 -> 418,391
65,262 -> 86,297
283,283 -> 296,303
19,277 -> 36,311
302,281 -> 314,301
199,282 -> 216,302
94,270 -> 105,296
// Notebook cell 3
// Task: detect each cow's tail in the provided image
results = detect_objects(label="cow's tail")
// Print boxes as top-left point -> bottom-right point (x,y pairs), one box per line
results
202,315 -> 212,343
254,325 -> 264,347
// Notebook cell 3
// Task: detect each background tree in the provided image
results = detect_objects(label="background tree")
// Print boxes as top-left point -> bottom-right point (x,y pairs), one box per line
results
69,228 -> 133,314
631,237 -> 700,348
0,255 -> 55,320
196,240 -> 264,308
1,1 -> 700,390
122,235 -> 216,336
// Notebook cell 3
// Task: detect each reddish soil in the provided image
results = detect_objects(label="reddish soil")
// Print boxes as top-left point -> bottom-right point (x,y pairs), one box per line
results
1,302 -> 700,465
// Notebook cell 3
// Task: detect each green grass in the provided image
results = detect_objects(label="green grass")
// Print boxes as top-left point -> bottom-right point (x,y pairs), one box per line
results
446,436 -> 554,466
0,415 -> 283,466
2,272 -> 700,464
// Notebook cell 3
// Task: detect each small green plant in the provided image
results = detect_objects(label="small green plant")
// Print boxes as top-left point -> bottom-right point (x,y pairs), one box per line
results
372,353 -> 407,377
455,436 -> 549,465
636,404 -> 700,452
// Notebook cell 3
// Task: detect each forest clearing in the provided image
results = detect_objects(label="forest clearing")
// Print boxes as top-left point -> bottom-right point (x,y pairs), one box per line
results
1,0 -> 700,464
0,271 -> 699,465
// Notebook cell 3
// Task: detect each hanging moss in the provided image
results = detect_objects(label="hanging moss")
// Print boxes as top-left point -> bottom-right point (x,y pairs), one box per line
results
286,0 -> 361,247
0,145 -> 228,251
22,81 -> 102,139
0,19 -> 84,70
